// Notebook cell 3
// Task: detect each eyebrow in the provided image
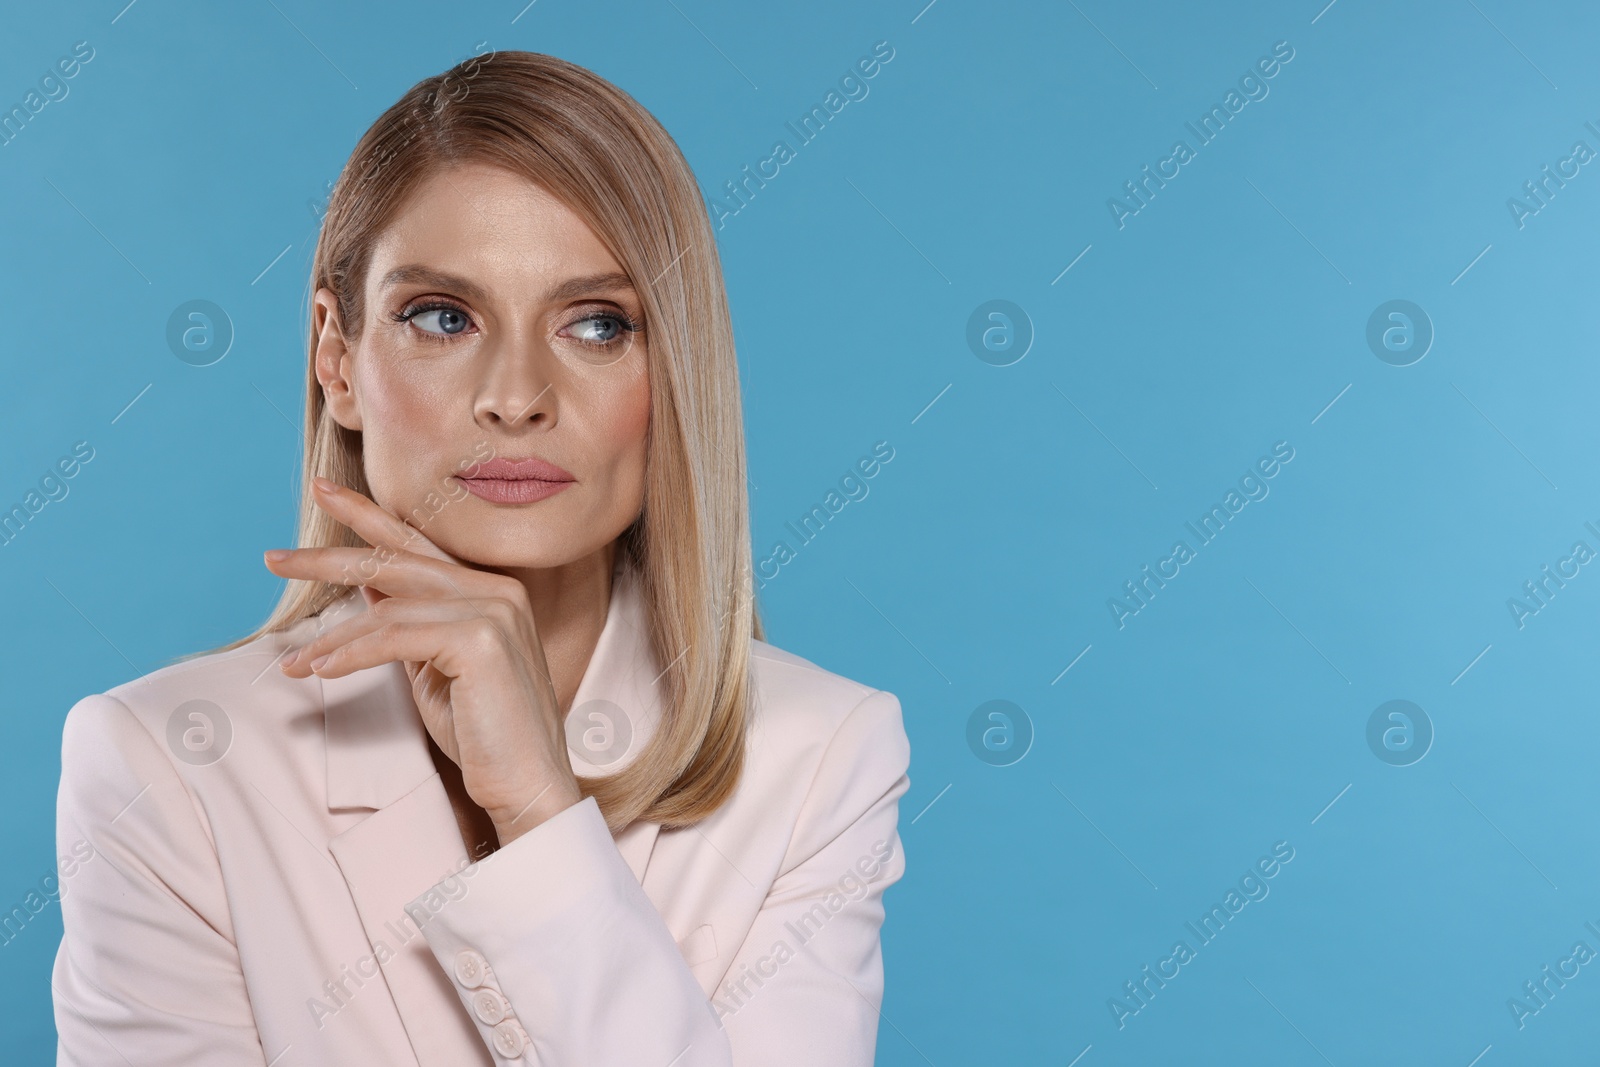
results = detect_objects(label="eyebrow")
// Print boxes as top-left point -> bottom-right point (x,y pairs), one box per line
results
378,265 -> 637,304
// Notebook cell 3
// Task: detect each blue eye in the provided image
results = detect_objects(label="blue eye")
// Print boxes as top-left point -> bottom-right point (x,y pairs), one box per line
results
388,300 -> 642,349
391,300 -> 474,341
413,306 -> 470,335
567,310 -> 643,349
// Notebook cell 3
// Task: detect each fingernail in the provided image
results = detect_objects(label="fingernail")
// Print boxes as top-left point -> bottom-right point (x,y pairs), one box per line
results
309,654 -> 331,671
264,549 -> 290,562
312,476 -> 339,494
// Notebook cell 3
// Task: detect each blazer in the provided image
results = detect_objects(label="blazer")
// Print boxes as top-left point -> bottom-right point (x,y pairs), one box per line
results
51,557 -> 912,1066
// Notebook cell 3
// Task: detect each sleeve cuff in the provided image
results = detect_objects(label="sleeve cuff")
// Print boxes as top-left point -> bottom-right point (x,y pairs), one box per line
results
406,794 -> 727,1065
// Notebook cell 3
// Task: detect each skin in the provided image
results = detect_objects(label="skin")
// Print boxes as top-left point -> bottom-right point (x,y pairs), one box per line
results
263,160 -> 652,851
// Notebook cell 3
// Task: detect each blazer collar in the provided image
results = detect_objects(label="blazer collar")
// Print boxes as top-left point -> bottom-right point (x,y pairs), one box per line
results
316,555 -> 663,1067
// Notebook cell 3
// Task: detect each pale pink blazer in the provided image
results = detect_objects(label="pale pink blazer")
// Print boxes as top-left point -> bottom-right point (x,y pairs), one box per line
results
51,558 -> 912,1065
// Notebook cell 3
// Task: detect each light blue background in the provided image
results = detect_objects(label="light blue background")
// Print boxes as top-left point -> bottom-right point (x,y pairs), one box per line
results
3,0 -> 1598,1063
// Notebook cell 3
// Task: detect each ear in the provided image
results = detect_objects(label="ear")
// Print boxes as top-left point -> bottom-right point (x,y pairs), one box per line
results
313,287 -> 362,432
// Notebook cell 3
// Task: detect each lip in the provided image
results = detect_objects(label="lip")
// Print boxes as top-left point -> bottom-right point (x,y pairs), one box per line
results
460,456 -> 575,481
455,455 -> 575,505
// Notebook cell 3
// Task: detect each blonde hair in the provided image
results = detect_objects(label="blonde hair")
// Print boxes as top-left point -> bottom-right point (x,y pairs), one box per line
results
183,49 -> 761,833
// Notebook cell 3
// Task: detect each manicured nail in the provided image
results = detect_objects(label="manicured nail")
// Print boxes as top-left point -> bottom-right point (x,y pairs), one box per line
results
312,476 -> 339,494
308,654 -> 331,671
264,549 -> 290,562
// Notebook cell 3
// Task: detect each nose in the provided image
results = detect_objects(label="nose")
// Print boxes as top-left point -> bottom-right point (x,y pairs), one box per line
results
473,329 -> 558,429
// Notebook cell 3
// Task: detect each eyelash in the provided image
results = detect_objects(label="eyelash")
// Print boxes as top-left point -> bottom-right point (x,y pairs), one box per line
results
388,298 -> 643,348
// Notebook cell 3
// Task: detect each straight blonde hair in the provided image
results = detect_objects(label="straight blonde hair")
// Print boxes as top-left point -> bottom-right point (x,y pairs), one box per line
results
187,49 -> 761,833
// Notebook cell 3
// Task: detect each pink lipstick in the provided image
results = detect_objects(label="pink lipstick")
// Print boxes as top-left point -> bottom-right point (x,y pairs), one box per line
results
455,456 -> 575,505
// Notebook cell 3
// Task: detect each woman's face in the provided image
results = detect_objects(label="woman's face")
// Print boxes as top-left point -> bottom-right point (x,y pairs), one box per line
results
313,161 -> 651,573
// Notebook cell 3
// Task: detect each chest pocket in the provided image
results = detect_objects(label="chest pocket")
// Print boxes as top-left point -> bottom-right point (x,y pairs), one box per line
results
675,923 -> 718,966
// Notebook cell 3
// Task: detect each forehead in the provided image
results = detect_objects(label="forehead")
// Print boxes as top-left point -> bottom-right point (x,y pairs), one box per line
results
365,161 -> 623,294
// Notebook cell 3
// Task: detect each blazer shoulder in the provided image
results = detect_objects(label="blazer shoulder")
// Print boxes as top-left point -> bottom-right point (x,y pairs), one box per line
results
64,610 -> 328,767
748,637 -> 878,713
735,639 -> 911,880
745,637 -> 909,775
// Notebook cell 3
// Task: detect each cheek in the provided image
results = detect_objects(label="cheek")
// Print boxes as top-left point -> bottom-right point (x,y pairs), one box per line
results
613,372 -> 650,455
354,359 -> 457,495
585,365 -> 651,505
360,352 -> 454,424
592,356 -> 650,457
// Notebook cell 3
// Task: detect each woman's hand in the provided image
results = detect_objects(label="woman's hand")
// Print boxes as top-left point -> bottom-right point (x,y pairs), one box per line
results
263,475 -> 583,847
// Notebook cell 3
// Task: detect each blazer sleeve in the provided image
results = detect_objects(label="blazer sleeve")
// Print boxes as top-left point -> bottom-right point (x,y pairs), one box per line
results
52,693 -> 268,1066
407,687 -> 913,1066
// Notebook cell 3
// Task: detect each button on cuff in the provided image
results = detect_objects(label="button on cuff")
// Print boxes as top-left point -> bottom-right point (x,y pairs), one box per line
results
492,1019 -> 526,1058
473,987 -> 509,1025
454,948 -> 489,988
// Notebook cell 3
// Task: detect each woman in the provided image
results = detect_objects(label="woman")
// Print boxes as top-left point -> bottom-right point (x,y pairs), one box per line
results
52,50 -> 911,1066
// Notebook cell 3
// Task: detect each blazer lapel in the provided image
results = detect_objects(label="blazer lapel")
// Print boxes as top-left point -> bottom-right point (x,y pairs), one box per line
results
319,623 -> 486,1067
315,556 -> 664,1067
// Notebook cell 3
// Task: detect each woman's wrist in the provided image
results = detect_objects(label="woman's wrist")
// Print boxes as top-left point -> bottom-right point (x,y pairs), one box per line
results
489,780 -> 585,848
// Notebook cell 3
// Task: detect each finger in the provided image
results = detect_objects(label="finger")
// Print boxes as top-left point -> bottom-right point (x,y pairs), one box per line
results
264,544 -> 506,602
309,476 -> 458,565
281,598 -> 487,675
300,618 -> 482,680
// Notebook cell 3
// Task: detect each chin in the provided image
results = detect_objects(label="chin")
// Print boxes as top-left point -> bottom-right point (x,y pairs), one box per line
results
430,523 -> 602,573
